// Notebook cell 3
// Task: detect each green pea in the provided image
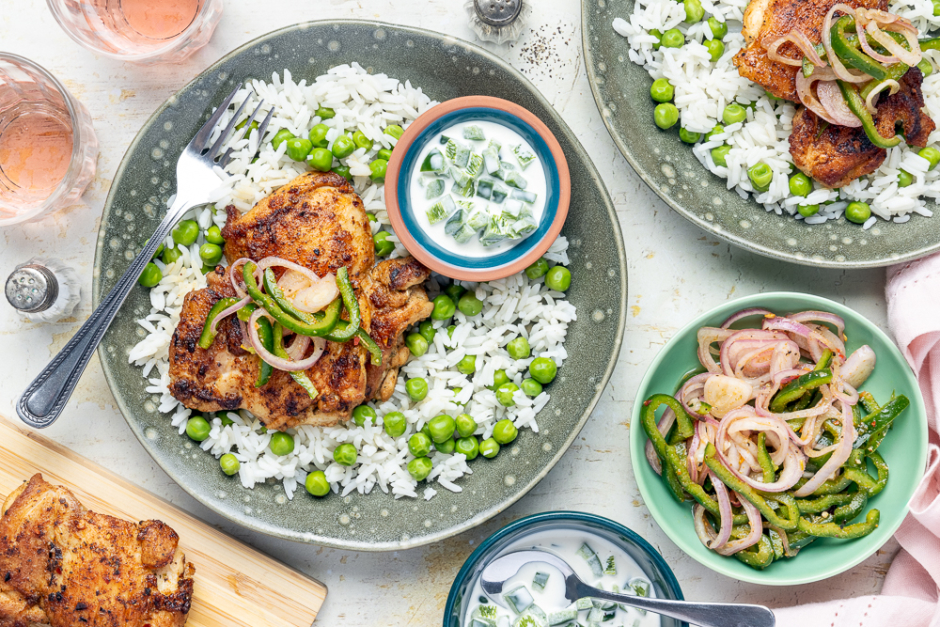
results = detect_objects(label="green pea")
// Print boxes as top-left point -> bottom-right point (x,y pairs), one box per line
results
705,38 -> 725,62
765,90 -> 782,102
220,414 -> 234,426
186,416 -> 211,442
352,405 -> 377,427
352,130 -> 374,151
408,457 -> 433,481
199,243 -> 223,266
427,415 -> 456,443
307,147 -> 333,172
492,369 -> 510,389
683,0 -> 704,23
421,424 -> 432,441
220,453 -> 240,476
457,354 -> 477,375
748,163 -> 773,192
525,257 -> 549,280
530,357 -> 558,384
406,378 -> 428,402
707,16 -> 728,39
331,135 -> 356,159
445,284 -> 466,301
369,159 -> 388,181
380,412 -> 405,438
269,432 -> 295,456
679,127 -> 701,144
419,320 -> 436,343
406,333 -> 429,357
492,419 -> 518,445
455,436 -> 479,460
431,294 -> 457,321
798,204 -> 820,217
705,125 -> 725,141
436,438 -> 455,454
366,212 -> 378,223
334,165 -> 352,181
272,128 -> 295,150
507,336 -> 531,360
654,103 -> 679,130
455,414 -> 477,438
711,145 -> 731,167
305,470 -> 330,497
377,148 -> 393,162
650,78 -> 674,103
521,378 -> 543,397
479,438 -> 500,459
205,225 -> 224,245
649,28 -> 663,50
385,124 -> 404,139
162,245 -> 182,265
934,0 -> 940,17
846,201 -> 872,224
333,443 -> 358,466
408,432 -> 432,457
545,266 -> 571,292
172,219 -> 199,246
458,292 -> 483,317
138,262 -> 162,288
496,382 -> 520,407
898,169 -> 914,188
722,103 -> 746,125
308,124 -> 330,147
447,325 -> 456,339
151,240 -> 165,260
286,138 -> 313,162
316,106 -> 335,119
660,28 -> 684,48
374,231 -> 395,257
918,59 -> 934,77
789,172 -> 812,197
919,147 -> 940,170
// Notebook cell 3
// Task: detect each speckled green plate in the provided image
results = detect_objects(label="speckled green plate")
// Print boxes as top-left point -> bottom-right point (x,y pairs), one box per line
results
582,1 -> 940,268
92,21 -> 626,550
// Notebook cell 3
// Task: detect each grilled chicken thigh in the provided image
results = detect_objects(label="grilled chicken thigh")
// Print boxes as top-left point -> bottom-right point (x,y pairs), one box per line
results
0,475 -> 195,627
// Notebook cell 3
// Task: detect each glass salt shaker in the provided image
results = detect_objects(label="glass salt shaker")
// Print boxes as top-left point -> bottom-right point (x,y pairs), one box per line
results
465,0 -> 532,45
5,257 -> 81,323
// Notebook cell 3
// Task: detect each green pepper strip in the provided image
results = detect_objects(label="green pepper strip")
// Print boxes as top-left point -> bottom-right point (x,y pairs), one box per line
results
797,509 -> 880,539
734,535 -> 775,570
831,16 -> 887,80
815,349 -> 833,371
858,390 -> 880,415
198,297 -> 241,350
786,529 -> 818,553
704,444 -> 799,531
837,80 -> 903,149
857,395 -> 910,439
666,443 -> 749,524
768,528 -> 785,561
860,62 -> 909,102
845,452 -> 889,496
640,398 -> 688,503
921,37 -> 940,52
770,370 -> 833,412
796,492 -> 857,515
833,490 -> 868,524
646,394 -> 695,443
254,316 -> 274,387
272,322 -> 318,400
757,433 -> 776,484
262,268 -> 342,336
243,262 -> 341,337
324,267 -> 361,342
237,302 -> 258,322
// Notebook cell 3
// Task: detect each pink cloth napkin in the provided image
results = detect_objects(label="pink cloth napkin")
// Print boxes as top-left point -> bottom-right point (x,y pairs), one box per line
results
776,252 -> 940,627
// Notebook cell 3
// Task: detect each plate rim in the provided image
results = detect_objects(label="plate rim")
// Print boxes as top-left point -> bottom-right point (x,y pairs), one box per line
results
93,19 -> 629,549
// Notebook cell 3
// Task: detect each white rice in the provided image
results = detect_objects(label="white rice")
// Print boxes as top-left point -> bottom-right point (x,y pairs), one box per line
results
128,64 -> 575,501
613,0 -> 940,222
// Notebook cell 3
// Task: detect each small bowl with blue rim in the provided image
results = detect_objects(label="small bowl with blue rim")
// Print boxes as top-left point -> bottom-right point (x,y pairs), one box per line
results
385,96 -> 571,281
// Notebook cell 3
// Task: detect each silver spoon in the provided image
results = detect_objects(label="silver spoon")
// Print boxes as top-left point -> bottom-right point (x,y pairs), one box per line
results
480,549 -> 775,627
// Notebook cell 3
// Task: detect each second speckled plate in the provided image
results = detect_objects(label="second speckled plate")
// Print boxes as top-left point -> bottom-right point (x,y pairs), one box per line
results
92,21 -> 626,550
582,0 -> 940,268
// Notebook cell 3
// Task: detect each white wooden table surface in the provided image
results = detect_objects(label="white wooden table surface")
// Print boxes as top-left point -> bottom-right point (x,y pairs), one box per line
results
0,1 -> 893,623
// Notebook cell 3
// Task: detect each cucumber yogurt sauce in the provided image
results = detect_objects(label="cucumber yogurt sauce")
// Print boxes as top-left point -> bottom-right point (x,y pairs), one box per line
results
464,529 -> 661,627
409,120 -> 547,258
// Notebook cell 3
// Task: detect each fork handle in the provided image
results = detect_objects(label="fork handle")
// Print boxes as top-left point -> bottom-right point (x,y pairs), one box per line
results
574,581 -> 775,627
16,197 -> 198,429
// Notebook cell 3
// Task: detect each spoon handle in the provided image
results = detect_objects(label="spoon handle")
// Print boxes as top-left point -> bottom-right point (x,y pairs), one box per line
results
574,581 -> 775,627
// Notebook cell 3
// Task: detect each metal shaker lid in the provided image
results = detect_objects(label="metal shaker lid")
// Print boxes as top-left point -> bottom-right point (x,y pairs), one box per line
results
474,0 -> 523,27
5,263 -> 59,314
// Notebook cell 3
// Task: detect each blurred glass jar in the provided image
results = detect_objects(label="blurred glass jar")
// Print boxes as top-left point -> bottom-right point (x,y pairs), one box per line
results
47,0 -> 224,65
0,54 -> 98,227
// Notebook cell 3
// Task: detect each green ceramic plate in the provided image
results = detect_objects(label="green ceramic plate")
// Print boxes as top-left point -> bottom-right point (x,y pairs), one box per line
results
582,0 -> 940,268
92,21 -> 627,550
630,292 -> 928,585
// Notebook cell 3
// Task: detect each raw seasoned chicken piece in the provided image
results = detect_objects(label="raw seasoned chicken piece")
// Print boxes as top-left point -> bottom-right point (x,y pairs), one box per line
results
0,475 -> 195,627
734,0 -> 888,102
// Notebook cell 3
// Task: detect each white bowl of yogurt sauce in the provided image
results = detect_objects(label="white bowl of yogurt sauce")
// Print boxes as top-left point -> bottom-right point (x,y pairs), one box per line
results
445,512 -> 686,627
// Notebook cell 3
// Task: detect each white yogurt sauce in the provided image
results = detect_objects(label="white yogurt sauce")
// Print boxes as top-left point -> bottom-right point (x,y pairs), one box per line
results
408,120 -> 547,258
463,528 -> 663,627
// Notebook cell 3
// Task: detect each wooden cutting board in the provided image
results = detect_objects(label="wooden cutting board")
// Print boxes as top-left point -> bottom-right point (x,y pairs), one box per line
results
0,415 -> 326,627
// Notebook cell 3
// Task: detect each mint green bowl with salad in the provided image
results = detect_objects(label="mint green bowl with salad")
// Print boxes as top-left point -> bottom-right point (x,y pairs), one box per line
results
630,292 -> 928,586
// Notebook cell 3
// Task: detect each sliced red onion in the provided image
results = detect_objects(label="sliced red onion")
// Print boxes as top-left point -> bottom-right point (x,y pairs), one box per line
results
247,308 -> 325,372
229,257 -> 255,297
209,295 -> 252,335
823,4 -> 874,84
645,407 -> 677,475
720,308 -> 773,329
763,316 -> 812,337
865,13 -> 922,66
789,310 -> 846,335
687,428 -> 702,484
698,327 -> 734,373
717,496 -> 763,556
286,334 -> 311,361
708,470 -> 734,550
793,400 -> 856,496
764,31 -> 824,67
679,373 -> 712,419
855,9 -> 899,64
795,73 -> 843,125
817,80 -> 864,127
865,78 -> 899,114
716,411 -> 805,492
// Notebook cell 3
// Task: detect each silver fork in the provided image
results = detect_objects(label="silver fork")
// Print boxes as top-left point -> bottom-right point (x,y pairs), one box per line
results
17,85 -> 274,429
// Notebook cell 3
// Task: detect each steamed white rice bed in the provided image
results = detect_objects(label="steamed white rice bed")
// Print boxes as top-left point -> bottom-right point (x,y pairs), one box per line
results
128,64 -> 576,501
613,0 -> 940,225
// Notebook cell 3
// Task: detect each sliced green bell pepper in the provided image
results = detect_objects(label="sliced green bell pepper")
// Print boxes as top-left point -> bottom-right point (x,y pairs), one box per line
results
837,81 -> 902,149
198,297 -> 241,350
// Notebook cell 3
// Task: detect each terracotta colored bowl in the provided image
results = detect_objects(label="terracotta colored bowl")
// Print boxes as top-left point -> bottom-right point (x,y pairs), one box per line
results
385,96 -> 571,281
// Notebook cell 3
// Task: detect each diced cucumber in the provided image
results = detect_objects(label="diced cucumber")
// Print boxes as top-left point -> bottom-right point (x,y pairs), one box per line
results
446,139 -> 471,168
445,209 -> 466,236
475,605 -> 498,620
548,609 -> 577,625
453,223 -> 477,244
577,543 -> 605,578
427,195 -> 456,224
532,571 -> 550,590
497,617 -> 511,627
627,577 -> 651,615
587,608 -> 606,623
490,183 -> 509,204
575,598 -> 593,611
511,189 -> 538,204
513,143 -> 537,169
452,179 -> 475,198
604,556 -> 616,576
513,606 -> 547,627
483,141 -> 502,174
503,200 -> 523,218
477,179 -> 494,200
467,208 -> 490,230
480,216 -> 509,246
503,169 -> 528,189
471,618 -> 496,627
511,215 -> 537,238
467,153 -> 485,178
440,135 -> 452,145
464,125 -> 486,141
421,149 -> 445,173
451,166 -> 471,188
504,584 -> 534,614
494,160 -> 516,180
425,178 -> 445,200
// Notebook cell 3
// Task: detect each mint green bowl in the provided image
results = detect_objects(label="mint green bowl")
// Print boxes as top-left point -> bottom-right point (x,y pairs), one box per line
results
630,292 -> 928,585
